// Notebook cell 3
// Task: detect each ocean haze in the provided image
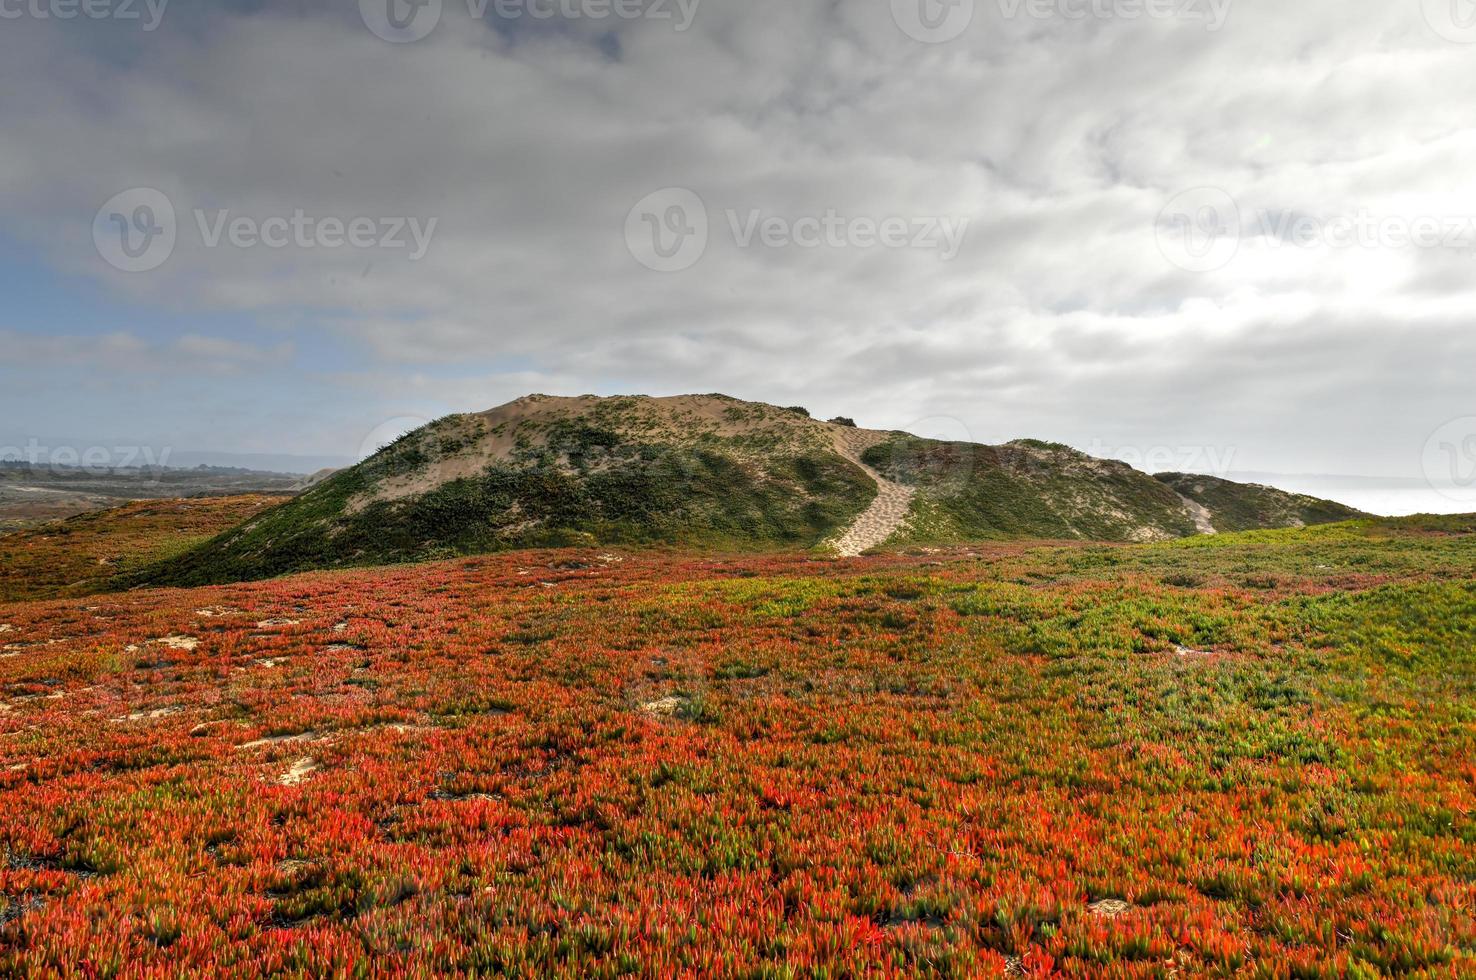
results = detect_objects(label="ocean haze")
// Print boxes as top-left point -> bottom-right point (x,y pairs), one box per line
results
1221,473 -> 1476,518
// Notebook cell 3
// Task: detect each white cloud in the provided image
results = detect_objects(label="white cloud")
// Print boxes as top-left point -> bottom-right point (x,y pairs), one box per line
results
0,0 -> 1473,476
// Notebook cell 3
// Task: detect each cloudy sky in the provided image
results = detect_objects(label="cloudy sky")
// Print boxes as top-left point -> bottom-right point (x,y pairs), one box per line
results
2,0 -> 1474,508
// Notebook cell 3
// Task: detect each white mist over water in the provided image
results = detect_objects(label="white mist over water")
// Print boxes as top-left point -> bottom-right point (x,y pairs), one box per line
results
1226,475 -> 1475,518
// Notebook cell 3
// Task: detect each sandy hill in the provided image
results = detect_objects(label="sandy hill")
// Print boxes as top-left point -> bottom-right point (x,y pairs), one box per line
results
140,394 -> 1364,586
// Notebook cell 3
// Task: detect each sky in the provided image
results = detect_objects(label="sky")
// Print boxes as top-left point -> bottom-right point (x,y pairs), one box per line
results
2,0 -> 1475,512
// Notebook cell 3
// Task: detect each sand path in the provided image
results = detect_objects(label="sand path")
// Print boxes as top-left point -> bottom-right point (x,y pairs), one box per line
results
827,434 -> 915,557
1177,494 -> 1218,536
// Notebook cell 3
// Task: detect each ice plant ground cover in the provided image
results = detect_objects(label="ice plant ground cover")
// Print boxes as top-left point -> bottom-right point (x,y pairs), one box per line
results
0,516 -> 1473,976
0,495 -> 287,604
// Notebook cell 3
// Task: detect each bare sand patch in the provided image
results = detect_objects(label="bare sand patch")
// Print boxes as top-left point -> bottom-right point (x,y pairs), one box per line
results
279,757 -> 318,786
826,430 -> 915,557
112,706 -> 181,723
1089,899 -> 1134,918
641,695 -> 688,717
1177,494 -> 1218,536
236,731 -> 325,751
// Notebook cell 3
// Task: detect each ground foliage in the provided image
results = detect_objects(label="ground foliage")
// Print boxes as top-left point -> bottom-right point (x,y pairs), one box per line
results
0,496 -> 286,603
0,516 -> 1472,976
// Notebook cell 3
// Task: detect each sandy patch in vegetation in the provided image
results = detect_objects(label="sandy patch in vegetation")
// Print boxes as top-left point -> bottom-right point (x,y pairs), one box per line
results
1177,494 -> 1218,536
279,757 -> 318,786
641,695 -> 689,717
112,706 -> 181,723
1088,899 -> 1134,918
827,428 -> 915,557
236,731 -> 325,751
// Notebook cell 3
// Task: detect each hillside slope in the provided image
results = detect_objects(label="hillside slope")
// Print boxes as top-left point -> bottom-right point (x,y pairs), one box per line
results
1155,472 -> 1365,533
860,436 -> 1207,544
141,395 -> 1363,586
146,396 -> 876,587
